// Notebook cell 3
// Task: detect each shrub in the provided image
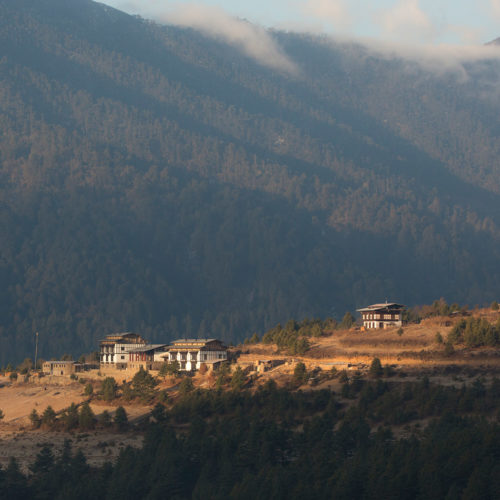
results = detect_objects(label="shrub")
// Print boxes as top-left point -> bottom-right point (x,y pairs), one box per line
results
62,403 -> 79,431
78,402 -> 95,430
100,410 -> 111,427
0,408 -> 4,420
132,367 -> 157,401
249,333 -> 260,344
41,406 -> 57,428
448,317 -> 499,347
291,337 -> 310,355
84,383 -> 93,396
491,301 -> 499,311
101,377 -> 117,401
215,362 -> 231,388
178,377 -> 194,395
397,327 -> 404,336
339,312 -> 355,330
29,409 -> 41,429
230,366 -> 246,390
339,370 -> 349,383
369,358 -> 383,378
435,332 -> 444,344
159,361 -> 180,377
113,406 -> 128,431
261,322 -> 312,354
158,390 -> 169,404
293,362 -> 308,385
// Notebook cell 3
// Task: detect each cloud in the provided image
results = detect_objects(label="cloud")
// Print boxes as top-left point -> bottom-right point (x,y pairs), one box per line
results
377,0 -> 435,43
491,0 -> 500,18
303,0 -> 351,31
348,37 -> 500,85
144,3 -> 299,74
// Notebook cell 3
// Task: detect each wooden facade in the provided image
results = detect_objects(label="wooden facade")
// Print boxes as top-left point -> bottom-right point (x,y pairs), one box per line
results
357,303 -> 405,329
127,344 -> 168,371
162,339 -> 227,371
99,332 -> 147,368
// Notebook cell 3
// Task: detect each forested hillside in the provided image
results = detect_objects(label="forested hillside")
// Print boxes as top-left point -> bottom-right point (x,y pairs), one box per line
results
1,0 -> 500,363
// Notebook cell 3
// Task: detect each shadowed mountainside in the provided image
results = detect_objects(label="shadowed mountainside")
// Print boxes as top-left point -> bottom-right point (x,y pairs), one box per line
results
0,0 -> 500,363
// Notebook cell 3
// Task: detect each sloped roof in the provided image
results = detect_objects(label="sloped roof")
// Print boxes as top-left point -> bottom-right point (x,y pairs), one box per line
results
357,303 -> 405,312
127,344 -> 168,353
99,332 -> 146,343
171,338 -> 217,344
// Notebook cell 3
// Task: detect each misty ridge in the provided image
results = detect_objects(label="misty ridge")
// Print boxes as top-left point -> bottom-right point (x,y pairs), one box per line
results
129,1 -> 500,89
0,0 -> 500,364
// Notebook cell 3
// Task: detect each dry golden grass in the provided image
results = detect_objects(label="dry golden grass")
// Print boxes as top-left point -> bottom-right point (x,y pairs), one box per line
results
237,310 -> 500,369
0,375 -> 152,471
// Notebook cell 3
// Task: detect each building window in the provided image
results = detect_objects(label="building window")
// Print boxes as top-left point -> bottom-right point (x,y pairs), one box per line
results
121,356 -> 125,360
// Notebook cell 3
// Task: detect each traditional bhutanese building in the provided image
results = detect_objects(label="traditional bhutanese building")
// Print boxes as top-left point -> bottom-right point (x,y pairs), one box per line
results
42,361 -> 81,376
99,332 -> 147,368
42,361 -> 97,376
127,344 -> 169,371
357,302 -> 405,329
162,339 -> 227,371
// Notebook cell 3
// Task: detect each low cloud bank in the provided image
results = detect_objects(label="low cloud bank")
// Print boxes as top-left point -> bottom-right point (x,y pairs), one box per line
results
136,2 -> 298,75
353,38 -> 500,82
105,1 -> 500,86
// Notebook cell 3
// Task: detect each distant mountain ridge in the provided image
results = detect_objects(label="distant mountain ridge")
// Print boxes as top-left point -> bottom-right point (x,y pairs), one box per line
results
0,0 -> 499,363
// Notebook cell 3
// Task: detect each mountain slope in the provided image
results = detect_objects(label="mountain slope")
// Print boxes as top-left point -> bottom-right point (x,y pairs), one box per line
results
0,0 -> 499,363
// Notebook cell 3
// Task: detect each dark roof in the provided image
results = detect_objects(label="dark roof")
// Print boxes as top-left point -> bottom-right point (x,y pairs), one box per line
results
99,332 -> 146,343
164,338 -> 226,352
171,338 -> 218,344
127,344 -> 168,353
357,303 -> 405,312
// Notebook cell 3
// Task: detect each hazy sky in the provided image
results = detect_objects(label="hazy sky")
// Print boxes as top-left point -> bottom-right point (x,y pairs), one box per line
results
103,0 -> 500,45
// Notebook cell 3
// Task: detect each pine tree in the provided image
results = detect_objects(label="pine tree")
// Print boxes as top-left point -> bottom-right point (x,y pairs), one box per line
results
369,358 -> 383,378
113,406 -> 128,431
230,366 -> 246,390
41,406 -> 56,429
101,377 -> 117,401
29,409 -> 41,429
78,402 -> 95,430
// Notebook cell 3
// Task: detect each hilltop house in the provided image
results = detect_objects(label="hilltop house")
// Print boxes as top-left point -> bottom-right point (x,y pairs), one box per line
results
357,302 -> 405,329
162,339 -> 227,371
99,332 -> 147,369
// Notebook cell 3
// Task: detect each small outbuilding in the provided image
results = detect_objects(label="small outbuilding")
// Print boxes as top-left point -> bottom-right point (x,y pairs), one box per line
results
42,361 -> 81,376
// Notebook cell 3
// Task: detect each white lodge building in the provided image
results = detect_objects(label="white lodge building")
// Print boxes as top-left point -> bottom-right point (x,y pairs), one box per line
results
162,339 -> 227,371
357,303 -> 405,329
99,332 -> 147,368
